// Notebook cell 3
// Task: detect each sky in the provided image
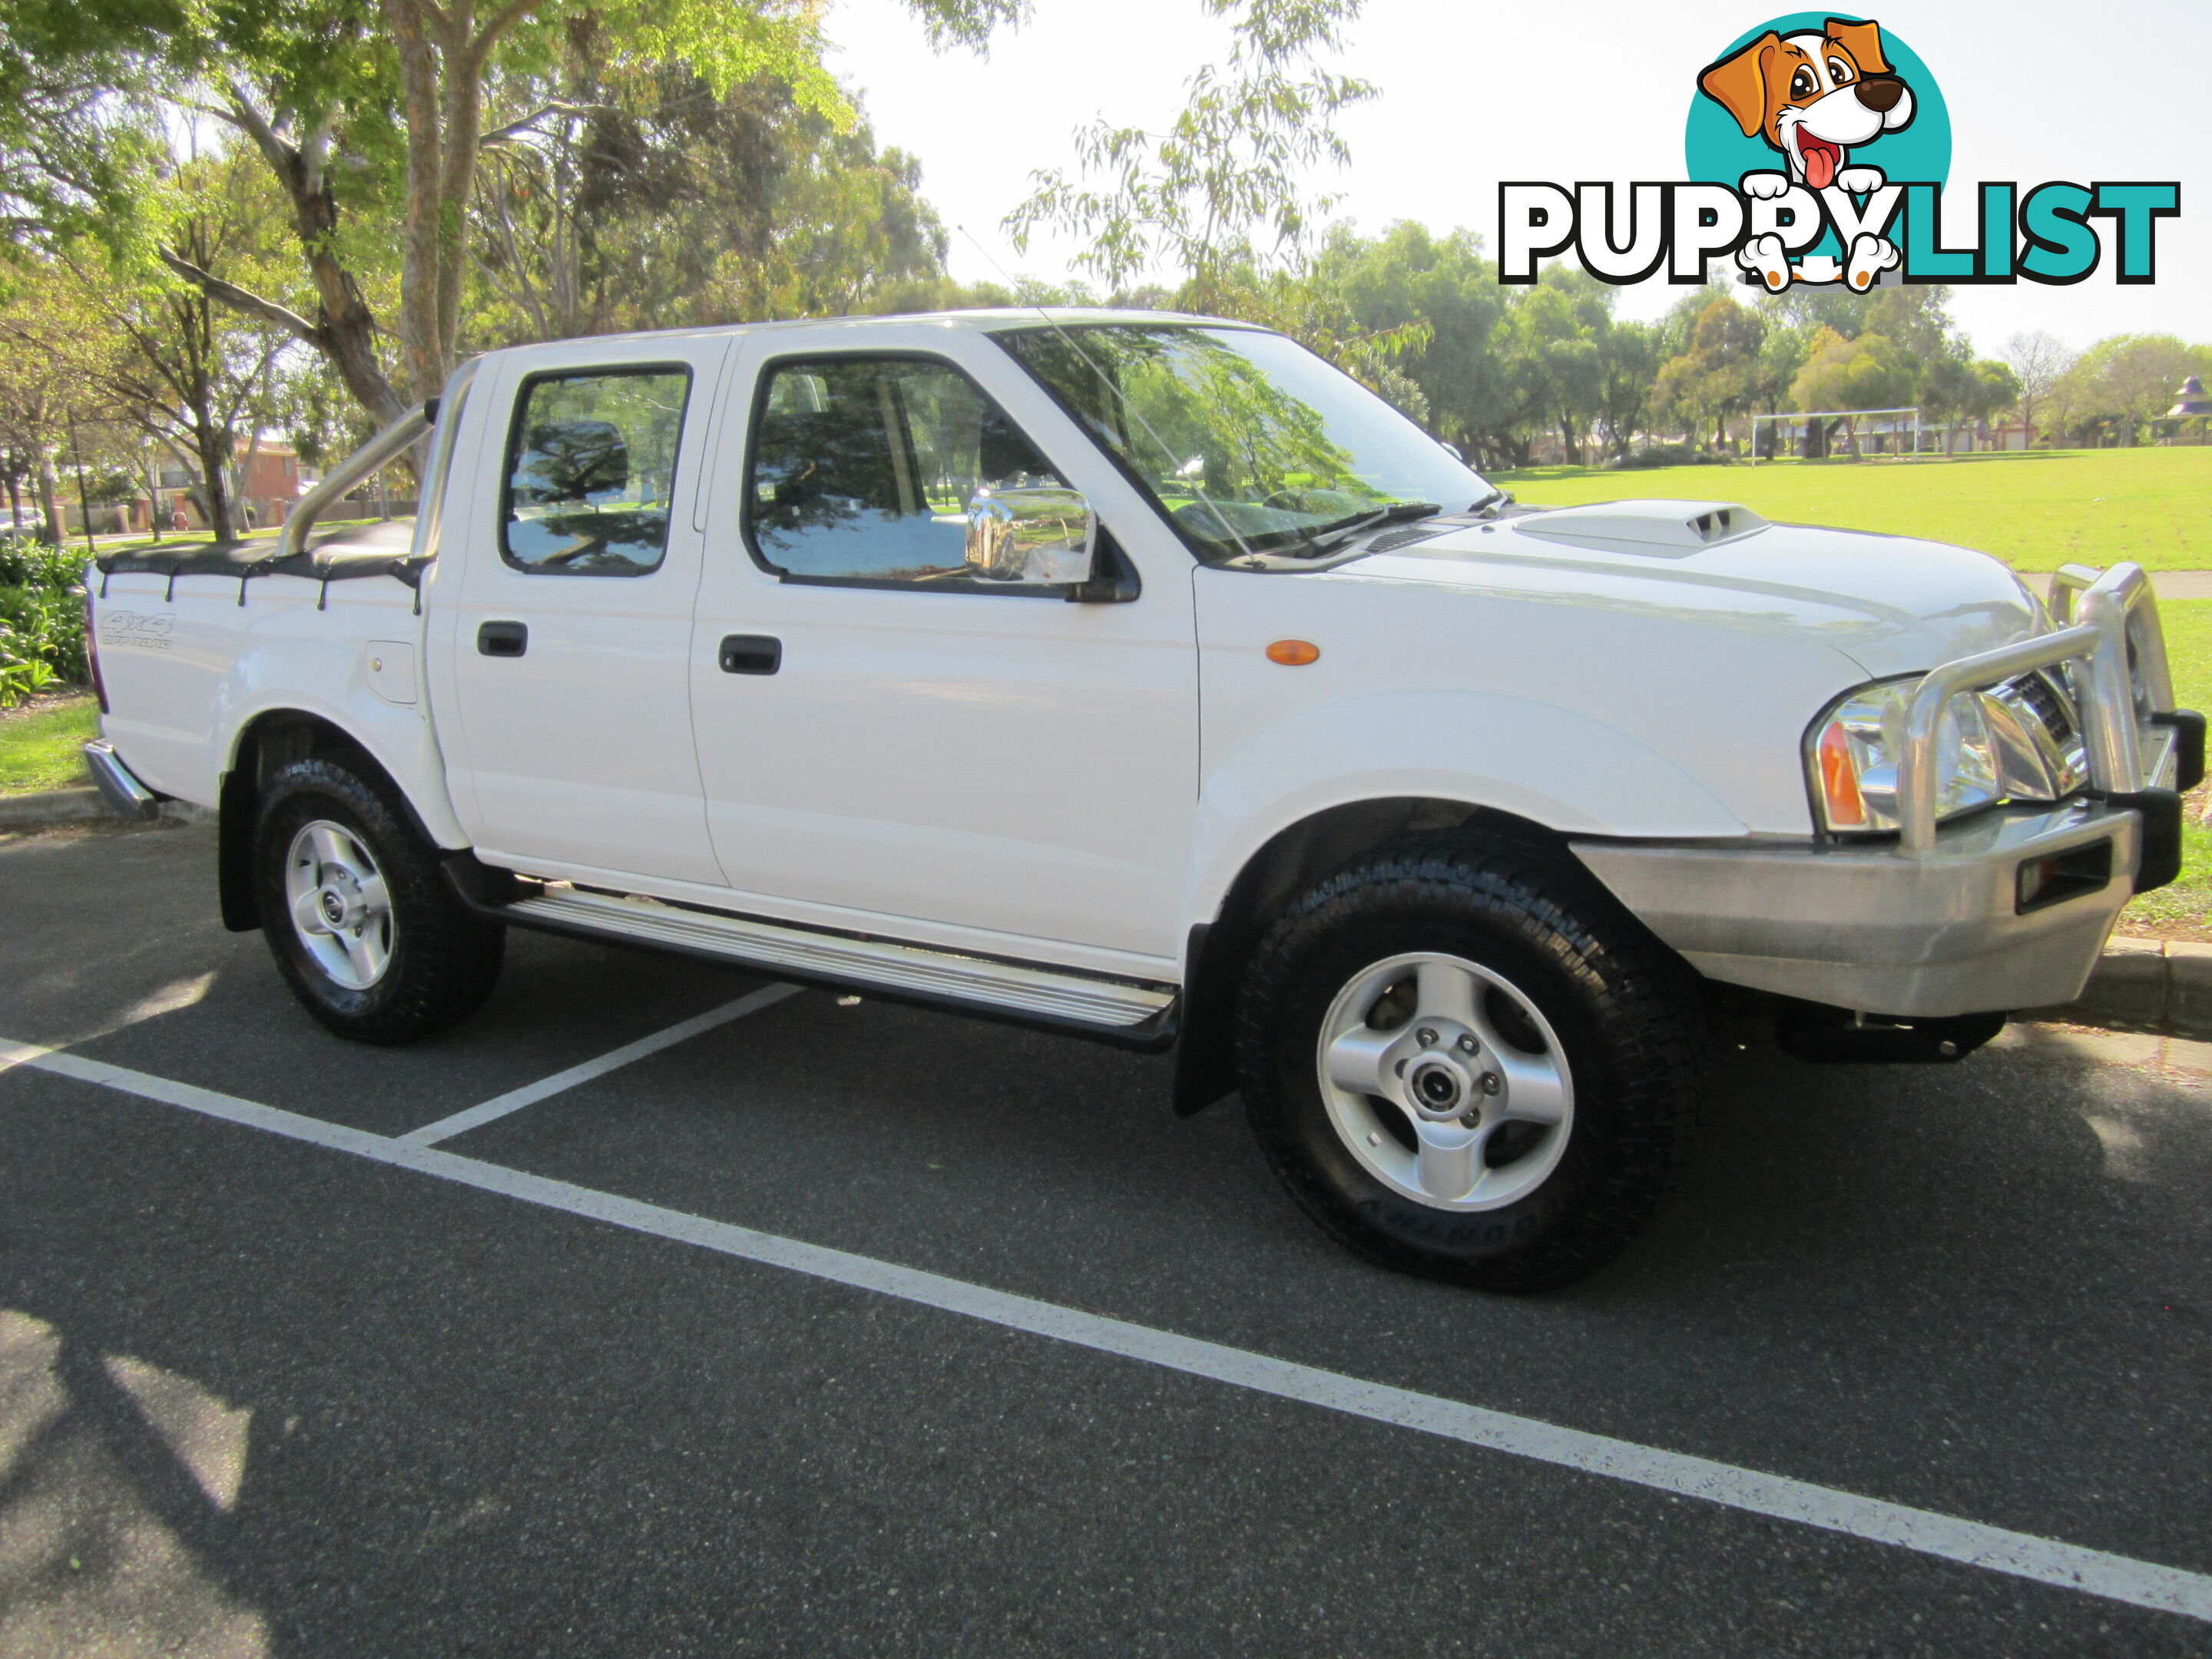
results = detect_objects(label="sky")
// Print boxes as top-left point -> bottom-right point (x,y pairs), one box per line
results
823,0 -> 2209,359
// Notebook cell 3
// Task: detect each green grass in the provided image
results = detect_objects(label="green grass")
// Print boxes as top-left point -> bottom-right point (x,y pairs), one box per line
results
2118,597 -> 2212,937
1495,447 -> 2212,573
0,692 -> 98,794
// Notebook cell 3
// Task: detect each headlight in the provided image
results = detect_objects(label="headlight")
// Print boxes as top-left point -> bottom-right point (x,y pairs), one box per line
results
1808,672 -> 2087,835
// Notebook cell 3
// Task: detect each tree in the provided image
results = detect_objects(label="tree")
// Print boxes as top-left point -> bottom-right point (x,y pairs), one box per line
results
2053,334 -> 2212,446
18,0 -> 1014,426
1921,355 -> 2018,455
14,0 -> 1369,438
1593,320 -> 1661,461
18,148 -> 303,540
1760,280 -> 1955,356
1310,223 -> 1518,467
1969,359 -> 2021,444
1918,355 -> 1976,457
1791,328 -> 1912,458
0,257 -> 108,540
0,0 -> 169,246
470,45 -> 958,342
1649,295 -> 1763,451
1007,0 -> 1373,315
2003,330 -> 2073,445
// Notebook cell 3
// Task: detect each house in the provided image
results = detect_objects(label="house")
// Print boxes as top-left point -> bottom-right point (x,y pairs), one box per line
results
138,439 -> 318,531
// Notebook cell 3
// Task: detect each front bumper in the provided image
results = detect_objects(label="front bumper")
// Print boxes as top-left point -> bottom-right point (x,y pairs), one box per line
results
1573,560 -> 2197,1022
1572,795 -> 2154,1018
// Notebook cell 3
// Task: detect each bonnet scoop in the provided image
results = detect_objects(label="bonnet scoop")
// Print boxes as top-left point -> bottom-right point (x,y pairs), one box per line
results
1512,499 -> 1770,556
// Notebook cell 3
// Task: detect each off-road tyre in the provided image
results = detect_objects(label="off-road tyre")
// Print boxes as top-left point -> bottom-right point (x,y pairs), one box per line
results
255,754 -> 505,1044
1234,834 -> 1705,1292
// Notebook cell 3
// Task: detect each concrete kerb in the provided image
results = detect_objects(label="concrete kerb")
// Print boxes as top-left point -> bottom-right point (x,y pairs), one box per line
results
0,787 -> 108,829
2032,936 -> 2212,1040
0,788 -> 212,832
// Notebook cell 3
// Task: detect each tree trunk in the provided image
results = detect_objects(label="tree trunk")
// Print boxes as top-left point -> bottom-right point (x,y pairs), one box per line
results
281,152 -> 406,425
388,0 -> 448,403
190,425 -> 236,542
234,426 -> 266,532
35,454 -> 61,545
1843,416 -> 1863,460
434,15 -> 487,378
216,98 -> 408,427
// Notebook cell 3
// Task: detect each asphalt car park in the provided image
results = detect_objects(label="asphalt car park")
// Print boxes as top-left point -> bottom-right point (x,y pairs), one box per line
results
5,820 -> 2211,1656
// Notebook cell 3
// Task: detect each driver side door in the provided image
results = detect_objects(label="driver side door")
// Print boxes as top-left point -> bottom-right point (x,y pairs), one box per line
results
687,332 -> 1198,972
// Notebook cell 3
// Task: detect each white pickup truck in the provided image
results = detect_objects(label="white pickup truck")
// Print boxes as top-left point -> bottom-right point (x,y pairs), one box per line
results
81,308 -> 2200,1290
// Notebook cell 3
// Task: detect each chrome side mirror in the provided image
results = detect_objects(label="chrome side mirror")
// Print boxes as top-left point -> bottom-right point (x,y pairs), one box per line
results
965,486 -> 1097,585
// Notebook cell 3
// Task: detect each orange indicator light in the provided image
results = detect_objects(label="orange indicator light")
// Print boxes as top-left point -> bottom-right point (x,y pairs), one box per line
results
1267,639 -> 1320,666
1817,724 -> 1864,827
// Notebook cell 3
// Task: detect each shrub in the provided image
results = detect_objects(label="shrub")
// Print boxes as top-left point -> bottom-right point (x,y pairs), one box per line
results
1614,442 -> 1701,469
0,614 -> 59,704
0,541 -> 91,705
0,538 -> 88,591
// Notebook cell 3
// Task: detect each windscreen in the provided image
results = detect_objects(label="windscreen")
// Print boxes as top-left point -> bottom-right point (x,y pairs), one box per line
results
995,323 -> 1490,562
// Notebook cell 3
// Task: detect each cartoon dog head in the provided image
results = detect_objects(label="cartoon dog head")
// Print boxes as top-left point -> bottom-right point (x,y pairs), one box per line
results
1699,17 -> 1914,190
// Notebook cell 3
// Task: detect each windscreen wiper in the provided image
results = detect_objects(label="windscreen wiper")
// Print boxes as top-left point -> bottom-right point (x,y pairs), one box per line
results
1288,500 -> 1442,560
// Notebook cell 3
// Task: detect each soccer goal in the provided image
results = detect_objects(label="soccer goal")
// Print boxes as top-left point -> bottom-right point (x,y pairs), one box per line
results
1748,407 -> 1923,465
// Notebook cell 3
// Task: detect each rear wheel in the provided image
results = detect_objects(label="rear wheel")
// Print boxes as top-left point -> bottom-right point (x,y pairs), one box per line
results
255,755 -> 505,1043
1235,835 -> 1704,1291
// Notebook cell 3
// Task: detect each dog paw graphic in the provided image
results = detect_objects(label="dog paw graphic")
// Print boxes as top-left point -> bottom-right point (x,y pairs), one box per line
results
1846,233 -> 1902,291
1833,165 -> 1886,194
1737,233 -> 1793,293
1739,171 -> 1792,200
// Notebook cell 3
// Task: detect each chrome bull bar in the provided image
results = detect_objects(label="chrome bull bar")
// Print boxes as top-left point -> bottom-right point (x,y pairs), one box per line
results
1896,561 -> 2173,855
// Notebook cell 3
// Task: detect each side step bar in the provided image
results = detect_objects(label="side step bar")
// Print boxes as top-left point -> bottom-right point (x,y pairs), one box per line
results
503,883 -> 1177,1039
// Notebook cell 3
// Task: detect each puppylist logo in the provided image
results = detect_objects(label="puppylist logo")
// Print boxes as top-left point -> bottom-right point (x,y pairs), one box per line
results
1500,14 -> 2178,293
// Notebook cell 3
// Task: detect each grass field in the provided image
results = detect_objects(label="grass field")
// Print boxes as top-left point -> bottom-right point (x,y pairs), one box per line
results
2116,597 -> 2212,939
1495,447 -> 2212,573
0,691 -> 97,794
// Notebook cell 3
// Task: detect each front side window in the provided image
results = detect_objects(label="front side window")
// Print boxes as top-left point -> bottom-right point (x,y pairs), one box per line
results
501,367 -> 691,575
995,324 -> 1489,563
745,356 -> 1064,585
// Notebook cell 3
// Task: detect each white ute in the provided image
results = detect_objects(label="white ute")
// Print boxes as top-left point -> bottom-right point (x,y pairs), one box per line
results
83,310 -> 2200,1290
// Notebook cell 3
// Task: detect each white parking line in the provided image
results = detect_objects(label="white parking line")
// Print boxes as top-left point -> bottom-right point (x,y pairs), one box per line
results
4,1034 -> 2210,1628
395,983 -> 803,1146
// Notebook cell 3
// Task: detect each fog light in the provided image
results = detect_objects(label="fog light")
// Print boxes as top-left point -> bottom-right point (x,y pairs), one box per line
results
2016,839 -> 2113,913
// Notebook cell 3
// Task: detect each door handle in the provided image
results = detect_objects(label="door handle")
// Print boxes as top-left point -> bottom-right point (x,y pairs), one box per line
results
719,634 -> 781,675
478,620 -> 528,657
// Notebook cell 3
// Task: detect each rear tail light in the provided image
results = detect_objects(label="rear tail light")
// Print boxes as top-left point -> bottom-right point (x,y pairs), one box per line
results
84,588 -> 108,713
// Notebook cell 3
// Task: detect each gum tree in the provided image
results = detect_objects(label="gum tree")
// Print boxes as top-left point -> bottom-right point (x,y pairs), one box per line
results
18,0 -> 1018,422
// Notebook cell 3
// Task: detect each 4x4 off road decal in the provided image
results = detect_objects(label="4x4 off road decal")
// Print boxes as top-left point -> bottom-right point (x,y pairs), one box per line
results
1499,13 -> 2177,292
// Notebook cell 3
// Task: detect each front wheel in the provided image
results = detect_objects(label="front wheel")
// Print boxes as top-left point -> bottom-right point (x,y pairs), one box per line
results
1234,836 -> 1704,1292
255,755 -> 505,1044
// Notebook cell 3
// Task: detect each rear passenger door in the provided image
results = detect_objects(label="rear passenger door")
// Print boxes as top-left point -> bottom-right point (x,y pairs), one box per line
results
443,338 -> 731,884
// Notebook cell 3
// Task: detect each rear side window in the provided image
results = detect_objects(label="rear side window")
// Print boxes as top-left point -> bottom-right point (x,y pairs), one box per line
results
743,355 -> 1062,585
500,367 -> 691,575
